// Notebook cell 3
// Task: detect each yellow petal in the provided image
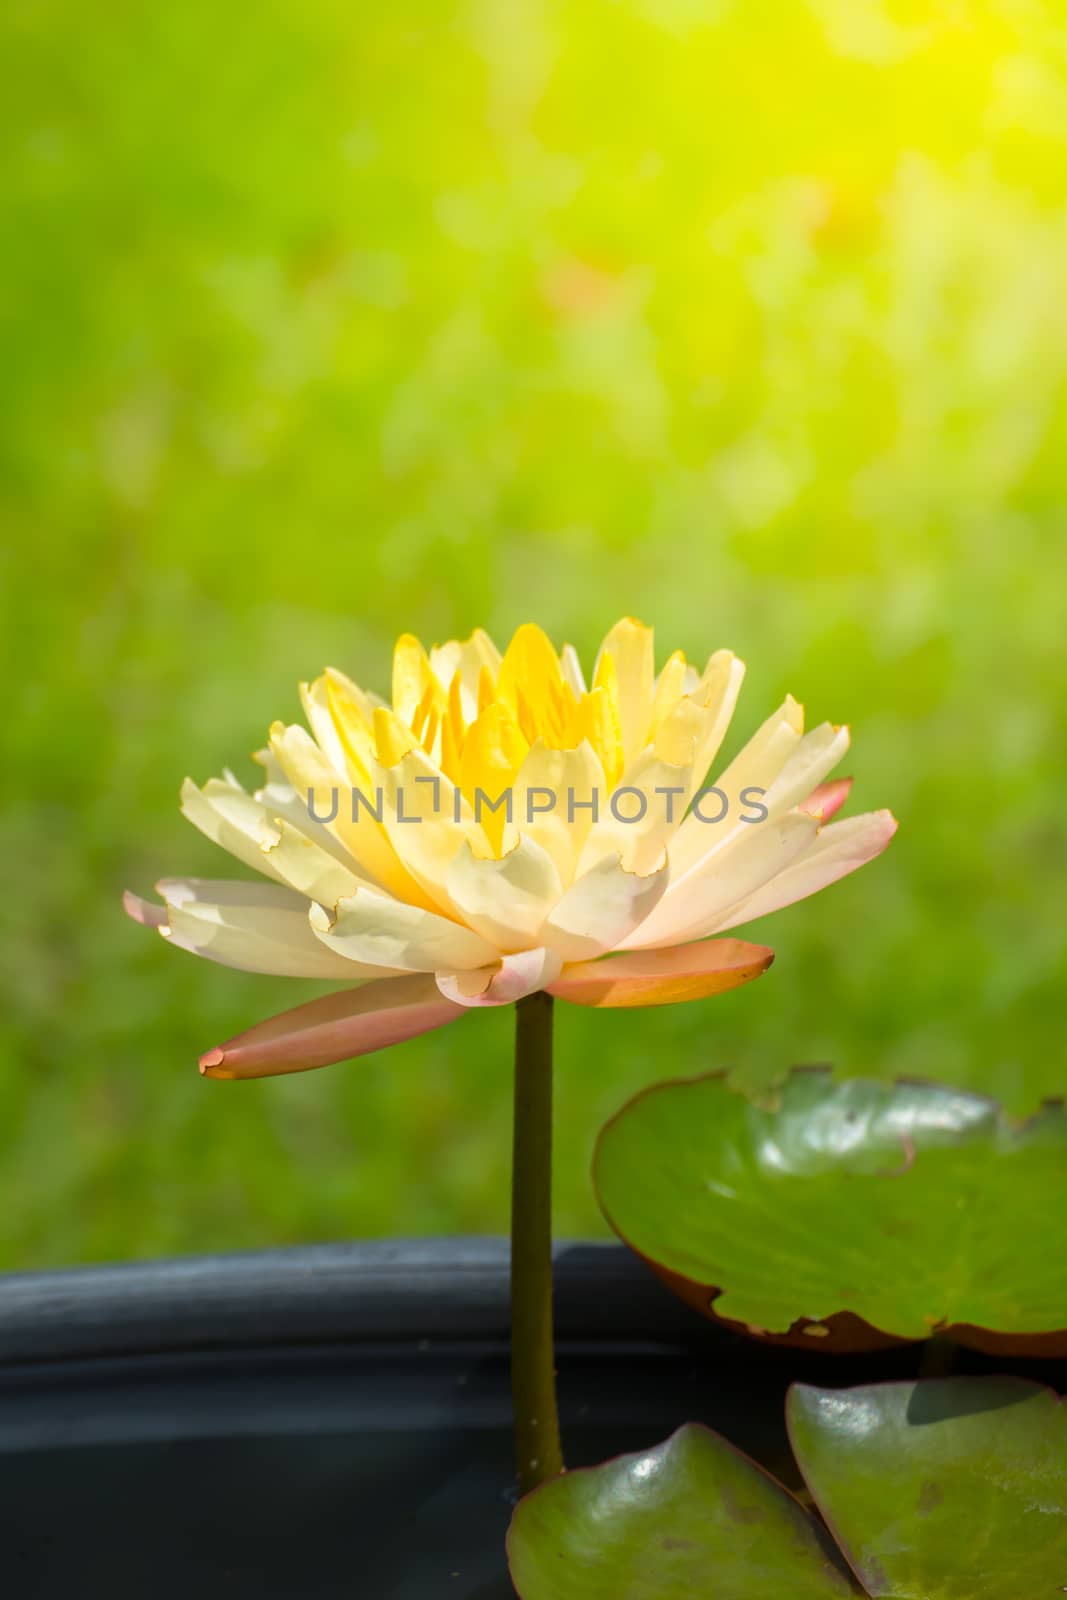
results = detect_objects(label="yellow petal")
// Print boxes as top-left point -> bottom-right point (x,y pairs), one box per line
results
650,649 -> 689,737
459,703 -> 530,855
320,669 -> 378,776
300,675 -> 354,779
440,680 -> 465,786
373,705 -> 419,767
392,633 -> 437,725
410,680 -> 437,740
562,685 -> 624,789
595,617 -> 655,770
496,623 -> 569,743
371,741 -> 491,914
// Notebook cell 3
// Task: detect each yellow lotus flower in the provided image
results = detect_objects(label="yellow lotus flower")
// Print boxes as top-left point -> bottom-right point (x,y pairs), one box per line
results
125,619 -> 896,1078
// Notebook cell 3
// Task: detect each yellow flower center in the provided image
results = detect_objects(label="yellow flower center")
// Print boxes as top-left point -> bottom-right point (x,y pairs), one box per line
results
300,618 -> 710,859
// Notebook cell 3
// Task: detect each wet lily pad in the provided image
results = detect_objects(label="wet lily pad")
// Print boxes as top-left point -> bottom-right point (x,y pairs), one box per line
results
788,1377 -> 1067,1599
506,1421 -> 857,1599
593,1069 -> 1067,1350
507,1379 -> 1067,1599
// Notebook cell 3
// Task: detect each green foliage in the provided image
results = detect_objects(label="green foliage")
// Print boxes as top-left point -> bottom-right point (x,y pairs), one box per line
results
507,1379 -> 1067,1598
2,2 -> 1066,1264
594,1068 -> 1067,1345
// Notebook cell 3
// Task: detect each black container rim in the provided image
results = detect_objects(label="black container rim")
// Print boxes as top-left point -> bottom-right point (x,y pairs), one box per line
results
0,1237 -> 714,1366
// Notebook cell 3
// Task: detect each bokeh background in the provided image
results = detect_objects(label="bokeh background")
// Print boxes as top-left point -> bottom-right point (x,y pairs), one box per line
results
3,1 -> 1066,1268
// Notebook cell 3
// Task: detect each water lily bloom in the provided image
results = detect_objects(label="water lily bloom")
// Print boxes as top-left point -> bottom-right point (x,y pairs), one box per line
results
125,620 -> 896,1078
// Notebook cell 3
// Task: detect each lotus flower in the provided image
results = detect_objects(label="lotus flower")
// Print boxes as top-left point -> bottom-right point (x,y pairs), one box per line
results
125,619 -> 896,1079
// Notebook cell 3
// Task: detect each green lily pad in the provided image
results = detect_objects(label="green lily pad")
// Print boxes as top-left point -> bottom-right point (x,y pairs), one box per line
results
788,1378 -> 1067,1599
593,1069 -> 1067,1350
506,1421 -> 858,1600
507,1379 -> 1067,1599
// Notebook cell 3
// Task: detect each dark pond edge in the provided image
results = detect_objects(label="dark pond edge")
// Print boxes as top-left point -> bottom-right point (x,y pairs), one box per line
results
0,1237 -> 712,1365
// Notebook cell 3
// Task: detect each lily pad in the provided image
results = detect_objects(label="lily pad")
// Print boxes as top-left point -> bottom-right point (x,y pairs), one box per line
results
788,1378 -> 1067,1599
507,1379 -> 1067,1600
593,1068 -> 1067,1350
506,1421 -> 857,1600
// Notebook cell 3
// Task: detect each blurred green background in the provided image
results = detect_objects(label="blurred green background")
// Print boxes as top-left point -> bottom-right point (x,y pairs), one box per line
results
2,1 -> 1066,1268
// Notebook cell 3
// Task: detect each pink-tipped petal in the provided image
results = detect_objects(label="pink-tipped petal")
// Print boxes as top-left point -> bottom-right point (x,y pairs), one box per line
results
547,937 -> 774,1009
199,974 -> 466,1080
435,947 -> 563,1008
123,890 -> 168,929
800,776 -> 853,822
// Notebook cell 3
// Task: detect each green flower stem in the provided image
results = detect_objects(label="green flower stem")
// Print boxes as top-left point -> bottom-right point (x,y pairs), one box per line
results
511,990 -> 564,1495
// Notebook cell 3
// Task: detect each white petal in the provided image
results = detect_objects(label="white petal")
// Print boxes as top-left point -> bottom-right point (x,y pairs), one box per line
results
180,777 -> 290,886
181,776 -> 369,904
760,722 -> 851,816
251,755 -> 364,867
541,851 -> 670,962
436,947 -> 563,1007
445,836 -> 563,953
269,722 -> 434,910
686,649 -> 747,779
675,726 -> 851,889
559,642 -> 587,698
712,810 -> 898,930
665,721 -> 851,904
154,878 -> 383,978
667,694 -> 803,880
260,817 -> 369,904
510,739 -> 606,885
573,656 -> 745,879
576,752 -> 697,878
309,887 -> 499,973
620,812 -> 820,950
429,628 -> 502,717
